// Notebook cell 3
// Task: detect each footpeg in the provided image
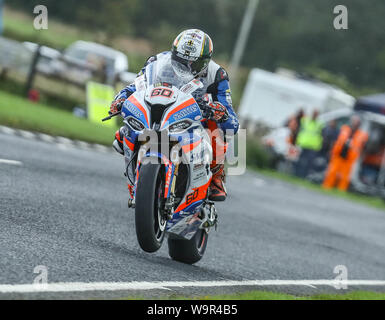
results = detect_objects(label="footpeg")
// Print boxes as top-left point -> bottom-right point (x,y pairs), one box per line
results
200,202 -> 218,230
128,198 -> 135,208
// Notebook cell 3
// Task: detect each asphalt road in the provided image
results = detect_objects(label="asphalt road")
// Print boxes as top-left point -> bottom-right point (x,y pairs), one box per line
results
0,131 -> 384,299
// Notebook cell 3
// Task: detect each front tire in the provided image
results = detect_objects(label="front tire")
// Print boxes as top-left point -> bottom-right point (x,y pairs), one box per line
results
168,229 -> 209,264
135,163 -> 166,253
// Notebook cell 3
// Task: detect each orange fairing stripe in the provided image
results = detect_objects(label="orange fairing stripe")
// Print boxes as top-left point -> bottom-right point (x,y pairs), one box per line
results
161,98 -> 196,128
175,178 -> 212,213
124,137 -> 134,151
127,95 -> 149,128
181,139 -> 201,153
115,131 -> 123,143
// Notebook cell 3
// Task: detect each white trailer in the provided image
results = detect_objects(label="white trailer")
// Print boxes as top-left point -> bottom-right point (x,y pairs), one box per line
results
239,68 -> 355,131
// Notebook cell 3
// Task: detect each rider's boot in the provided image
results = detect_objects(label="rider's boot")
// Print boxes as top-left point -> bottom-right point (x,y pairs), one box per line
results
208,164 -> 227,201
113,128 -> 124,155
113,127 -> 135,206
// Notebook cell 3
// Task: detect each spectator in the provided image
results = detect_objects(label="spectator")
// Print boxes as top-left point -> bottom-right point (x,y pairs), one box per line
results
361,129 -> 385,185
295,109 -> 323,178
361,145 -> 385,184
287,108 -> 304,145
320,119 -> 339,158
323,115 -> 368,191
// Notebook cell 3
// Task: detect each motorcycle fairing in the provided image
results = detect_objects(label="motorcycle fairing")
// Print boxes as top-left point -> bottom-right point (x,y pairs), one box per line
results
160,98 -> 202,130
120,75 -> 213,239
121,95 -> 150,129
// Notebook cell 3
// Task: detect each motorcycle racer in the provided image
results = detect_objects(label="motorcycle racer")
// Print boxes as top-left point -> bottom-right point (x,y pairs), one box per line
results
110,29 -> 239,201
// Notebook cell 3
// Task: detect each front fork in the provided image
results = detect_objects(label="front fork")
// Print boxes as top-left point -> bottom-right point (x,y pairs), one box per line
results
127,150 -> 180,214
164,162 -> 179,219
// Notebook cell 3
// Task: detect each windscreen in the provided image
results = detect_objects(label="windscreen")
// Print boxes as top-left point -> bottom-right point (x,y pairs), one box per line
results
144,54 -> 192,89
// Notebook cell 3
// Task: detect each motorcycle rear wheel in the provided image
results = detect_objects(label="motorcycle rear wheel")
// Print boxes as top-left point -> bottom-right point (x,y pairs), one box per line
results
168,229 -> 209,264
135,163 -> 166,252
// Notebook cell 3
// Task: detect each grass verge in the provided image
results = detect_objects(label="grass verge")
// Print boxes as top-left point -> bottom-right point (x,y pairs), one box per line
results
255,167 -> 385,210
3,6 -> 96,49
123,290 -> 385,300
0,90 -> 117,145
198,290 -> 385,300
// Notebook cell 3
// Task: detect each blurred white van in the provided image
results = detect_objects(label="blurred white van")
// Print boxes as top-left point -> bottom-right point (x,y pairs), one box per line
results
239,68 -> 355,131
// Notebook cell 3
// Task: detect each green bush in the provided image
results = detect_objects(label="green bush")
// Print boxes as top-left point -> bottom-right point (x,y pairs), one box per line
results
246,138 -> 273,169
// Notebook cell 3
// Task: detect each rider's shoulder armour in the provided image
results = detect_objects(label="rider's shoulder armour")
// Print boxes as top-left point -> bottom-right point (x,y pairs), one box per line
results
144,55 -> 158,67
205,60 -> 229,85
144,51 -> 170,67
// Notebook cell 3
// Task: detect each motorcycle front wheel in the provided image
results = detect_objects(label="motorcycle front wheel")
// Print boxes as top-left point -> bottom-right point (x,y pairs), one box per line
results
168,229 -> 209,264
135,163 -> 166,252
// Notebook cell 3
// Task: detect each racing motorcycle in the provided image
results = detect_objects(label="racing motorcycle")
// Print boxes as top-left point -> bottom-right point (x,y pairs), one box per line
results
103,74 -> 218,264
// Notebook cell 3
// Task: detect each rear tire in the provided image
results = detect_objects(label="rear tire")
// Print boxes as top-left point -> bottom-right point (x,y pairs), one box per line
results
168,229 -> 208,264
135,163 -> 166,253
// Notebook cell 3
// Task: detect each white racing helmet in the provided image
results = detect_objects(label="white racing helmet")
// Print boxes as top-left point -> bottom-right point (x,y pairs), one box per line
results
171,29 -> 213,81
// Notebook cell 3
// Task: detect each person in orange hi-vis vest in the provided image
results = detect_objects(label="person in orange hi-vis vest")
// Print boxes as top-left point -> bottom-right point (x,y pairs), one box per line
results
322,115 -> 368,191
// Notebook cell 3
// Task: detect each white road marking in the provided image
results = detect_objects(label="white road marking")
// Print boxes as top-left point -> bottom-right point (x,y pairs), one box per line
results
75,140 -> 92,149
0,280 -> 384,294
18,130 -> 36,139
0,159 -> 23,166
0,126 -> 16,135
38,133 -> 56,143
0,125 -> 112,153
56,136 -> 73,145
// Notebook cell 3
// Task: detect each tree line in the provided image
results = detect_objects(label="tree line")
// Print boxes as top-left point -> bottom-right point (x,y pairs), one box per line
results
7,0 -> 385,92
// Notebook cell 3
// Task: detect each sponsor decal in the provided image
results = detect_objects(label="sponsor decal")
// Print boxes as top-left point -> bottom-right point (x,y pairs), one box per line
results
173,104 -> 199,120
168,120 -> 192,133
125,102 -> 142,119
187,32 -> 202,40
180,84 -> 193,93
193,163 -> 204,170
176,51 -> 197,61
181,39 -> 199,56
164,166 -> 173,196
126,117 -> 145,131
192,171 -> 206,182
154,82 -> 172,88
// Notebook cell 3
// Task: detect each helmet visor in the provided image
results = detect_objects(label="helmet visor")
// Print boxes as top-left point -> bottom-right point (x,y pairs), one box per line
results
190,58 -> 209,75
171,52 -> 209,78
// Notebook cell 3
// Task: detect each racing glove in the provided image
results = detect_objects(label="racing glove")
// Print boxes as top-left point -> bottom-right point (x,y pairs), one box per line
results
207,101 -> 229,122
198,94 -> 229,123
109,98 -> 125,115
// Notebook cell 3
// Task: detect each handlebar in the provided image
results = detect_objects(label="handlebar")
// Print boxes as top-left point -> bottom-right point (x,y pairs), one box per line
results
198,102 -> 214,119
102,111 -> 120,122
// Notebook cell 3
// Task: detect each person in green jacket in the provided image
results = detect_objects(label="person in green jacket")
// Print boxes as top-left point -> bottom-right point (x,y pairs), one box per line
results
295,109 -> 324,178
